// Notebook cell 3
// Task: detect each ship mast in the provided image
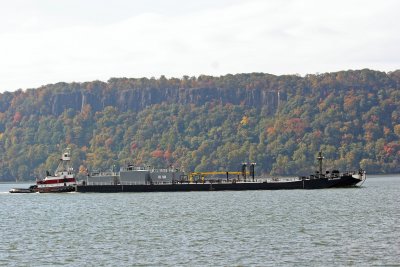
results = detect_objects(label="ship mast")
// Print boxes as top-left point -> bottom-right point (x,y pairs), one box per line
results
317,151 -> 324,178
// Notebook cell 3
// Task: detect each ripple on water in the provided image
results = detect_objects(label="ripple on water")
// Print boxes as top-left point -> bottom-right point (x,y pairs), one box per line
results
0,177 -> 399,266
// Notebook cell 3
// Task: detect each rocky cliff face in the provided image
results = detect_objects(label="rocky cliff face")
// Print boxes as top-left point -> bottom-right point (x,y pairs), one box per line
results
49,87 -> 285,116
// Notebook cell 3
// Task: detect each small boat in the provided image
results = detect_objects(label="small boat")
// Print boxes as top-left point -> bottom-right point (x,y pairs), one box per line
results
9,185 -> 37,193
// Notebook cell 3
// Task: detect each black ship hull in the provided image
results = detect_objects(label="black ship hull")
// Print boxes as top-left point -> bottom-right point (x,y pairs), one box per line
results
75,174 -> 362,193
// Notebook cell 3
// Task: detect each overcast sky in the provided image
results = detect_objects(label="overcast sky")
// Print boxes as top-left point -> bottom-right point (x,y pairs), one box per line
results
0,0 -> 399,92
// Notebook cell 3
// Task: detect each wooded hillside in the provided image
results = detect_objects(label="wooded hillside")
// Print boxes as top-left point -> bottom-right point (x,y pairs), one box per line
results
1,69 -> 399,181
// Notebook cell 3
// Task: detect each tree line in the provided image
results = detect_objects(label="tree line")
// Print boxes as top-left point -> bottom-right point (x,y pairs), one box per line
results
0,69 -> 399,181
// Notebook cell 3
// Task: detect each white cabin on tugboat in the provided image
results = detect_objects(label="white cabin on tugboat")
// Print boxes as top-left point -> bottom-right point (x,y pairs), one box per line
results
35,148 -> 76,193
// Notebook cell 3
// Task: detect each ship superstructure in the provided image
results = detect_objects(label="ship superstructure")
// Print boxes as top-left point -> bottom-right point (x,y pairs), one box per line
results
86,164 -> 185,185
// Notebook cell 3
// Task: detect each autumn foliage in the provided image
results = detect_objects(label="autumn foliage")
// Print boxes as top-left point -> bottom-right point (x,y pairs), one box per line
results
0,69 -> 400,181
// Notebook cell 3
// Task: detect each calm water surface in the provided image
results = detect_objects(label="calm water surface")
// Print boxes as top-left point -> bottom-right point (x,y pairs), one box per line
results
0,175 -> 399,266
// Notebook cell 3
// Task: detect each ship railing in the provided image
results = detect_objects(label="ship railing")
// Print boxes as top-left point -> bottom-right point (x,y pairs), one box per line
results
120,166 -> 181,173
86,181 -> 145,186
85,181 -> 176,186
267,177 -> 303,182
344,172 -> 359,178
85,179 -> 273,186
90,171 -> 119,177
150,168 -> 178,173
121,166 -> 148,171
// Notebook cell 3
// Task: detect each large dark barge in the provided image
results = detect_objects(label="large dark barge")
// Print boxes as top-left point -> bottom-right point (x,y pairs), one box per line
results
76,174 -> 364,192
75,152 -> 366,193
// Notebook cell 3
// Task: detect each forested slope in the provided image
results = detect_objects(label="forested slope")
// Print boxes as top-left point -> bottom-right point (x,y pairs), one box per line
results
1,69 -> 399,181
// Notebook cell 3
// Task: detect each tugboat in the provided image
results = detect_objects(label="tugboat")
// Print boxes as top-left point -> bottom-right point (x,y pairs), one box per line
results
35,148 -> 76,193
9,149 -> 76,193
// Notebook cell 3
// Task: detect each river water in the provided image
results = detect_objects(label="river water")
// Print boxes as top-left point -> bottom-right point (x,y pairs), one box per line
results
0,175 -> 399,266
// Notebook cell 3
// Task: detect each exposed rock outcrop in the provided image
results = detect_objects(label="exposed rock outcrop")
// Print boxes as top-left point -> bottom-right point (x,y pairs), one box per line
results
49,87 -> 284,116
